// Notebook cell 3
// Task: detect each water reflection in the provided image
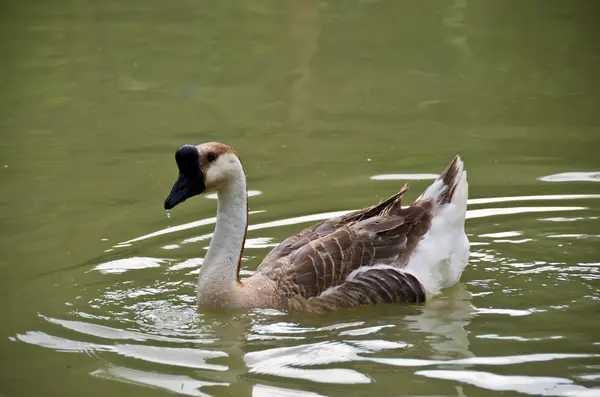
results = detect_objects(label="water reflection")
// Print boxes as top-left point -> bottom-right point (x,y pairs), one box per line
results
94,257 -> 166,274
12,192 -> 600,395
16,261 -> 478,389
245,284 -> 477,384
112,193 -> 600,252
252,384 -> 327,397
466,206 -> 586,220
538,172 -> 600,183
405,283 -> 474,360
417,370 -> 598,396
370,173 -> 439,180
92,366 -> 228,397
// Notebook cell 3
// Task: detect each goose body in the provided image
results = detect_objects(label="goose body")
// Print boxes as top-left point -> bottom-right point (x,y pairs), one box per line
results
164,142 -> 469,313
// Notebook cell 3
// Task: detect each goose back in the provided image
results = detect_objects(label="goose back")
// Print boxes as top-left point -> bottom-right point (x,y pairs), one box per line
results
253,187 -> 435,311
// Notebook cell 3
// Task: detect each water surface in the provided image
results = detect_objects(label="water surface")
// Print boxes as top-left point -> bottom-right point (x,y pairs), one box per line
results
1,1 -> 599,396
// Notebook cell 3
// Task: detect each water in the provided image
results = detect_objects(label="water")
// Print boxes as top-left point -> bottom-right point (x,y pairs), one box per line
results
1,1 -> 599,396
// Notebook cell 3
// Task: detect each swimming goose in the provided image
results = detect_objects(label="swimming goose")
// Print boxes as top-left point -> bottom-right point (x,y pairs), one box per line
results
164,142 -> 469,312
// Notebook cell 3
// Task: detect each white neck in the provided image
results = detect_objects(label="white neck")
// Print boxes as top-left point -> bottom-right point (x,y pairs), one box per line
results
198,161 -> 248,299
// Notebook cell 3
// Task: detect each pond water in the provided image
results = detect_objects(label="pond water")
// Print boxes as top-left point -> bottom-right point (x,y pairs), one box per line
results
1,1 -> 599,396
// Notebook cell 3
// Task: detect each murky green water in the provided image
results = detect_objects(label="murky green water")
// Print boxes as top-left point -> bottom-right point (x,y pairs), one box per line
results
1,1 -> 599,396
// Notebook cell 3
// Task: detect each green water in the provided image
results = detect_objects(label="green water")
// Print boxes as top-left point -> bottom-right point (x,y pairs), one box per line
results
1,1 -> 599,396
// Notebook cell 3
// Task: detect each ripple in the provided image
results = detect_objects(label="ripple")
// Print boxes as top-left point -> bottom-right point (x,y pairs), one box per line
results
18,326 -> 228,378
92,366 -> 228,397
491,238 -> 533,244
111,344 -> 227,371
41,315 -> 212,343
16,331 -> 226,371
20,190 -> 600,395
476,232 -> 531,246
168,258 -> 203,271
121,210 -> 265,245
539,216 -> 596,222
252,384 -> 327,397
480,231 -> 523,238
16,331 -> 102,355
475,308 -> 542,316
244,336 -> 598,385
417,369 -> 599,396
182,211 -> 351,244
370,173 -> 439,180
368,353 -> 598,368
538,172 -> 600,183
508,263 -> 600,280
466,206 -> 586,219
245,237 -> 278,249
94,257 -> 166,274
244,341 -> 372,384
338,324 -> 394,336
147,204 -> 588,249
242,286 -> 477,384
547,233 -> 600,239
477,334 -> 565,342
467,194 -> 600,205
116,193 -> 600,250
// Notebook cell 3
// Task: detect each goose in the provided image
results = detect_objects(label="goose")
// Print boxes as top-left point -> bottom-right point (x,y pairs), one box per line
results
164,142 -> 470,312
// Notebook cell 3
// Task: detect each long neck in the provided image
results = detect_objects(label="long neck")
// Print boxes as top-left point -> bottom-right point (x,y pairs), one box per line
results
198,165 -> 248,292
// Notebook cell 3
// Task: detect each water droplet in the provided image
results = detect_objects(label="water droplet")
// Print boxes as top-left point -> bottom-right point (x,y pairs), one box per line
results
166,209 -> 171,219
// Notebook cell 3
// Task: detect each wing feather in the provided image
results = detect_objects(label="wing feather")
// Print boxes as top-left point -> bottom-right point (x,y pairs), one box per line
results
258,185 -> 410,266
286,267 -> 426,313
255,198 -> 433,302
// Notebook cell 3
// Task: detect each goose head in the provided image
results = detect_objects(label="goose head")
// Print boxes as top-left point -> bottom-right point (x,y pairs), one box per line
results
164,142 -> 239,210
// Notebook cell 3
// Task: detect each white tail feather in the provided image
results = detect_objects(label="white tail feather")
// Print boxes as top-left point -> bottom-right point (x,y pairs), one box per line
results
403,156 -> 470,298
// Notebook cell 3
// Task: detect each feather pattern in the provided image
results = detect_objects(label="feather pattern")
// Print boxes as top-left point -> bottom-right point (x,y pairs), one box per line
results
252,155 -> 469,312
253,186 -> 435,311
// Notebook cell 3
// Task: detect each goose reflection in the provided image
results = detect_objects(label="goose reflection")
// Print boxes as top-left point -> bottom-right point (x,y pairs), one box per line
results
404,282 -> 474,360
241,283 -> 475,385
12,191 -> 600,396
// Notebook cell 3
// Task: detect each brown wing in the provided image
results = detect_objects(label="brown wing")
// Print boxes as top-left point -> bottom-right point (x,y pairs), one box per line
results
258,185 -> 410,265
286,266 -> 426,313
255,197 -> 433,301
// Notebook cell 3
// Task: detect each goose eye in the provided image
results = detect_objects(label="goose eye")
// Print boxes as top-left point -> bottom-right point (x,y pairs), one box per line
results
206,152 -> 217,163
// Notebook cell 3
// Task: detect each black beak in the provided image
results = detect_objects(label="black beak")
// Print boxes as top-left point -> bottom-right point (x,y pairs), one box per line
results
164,171 -> 205,210
164,145 -> 206,210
